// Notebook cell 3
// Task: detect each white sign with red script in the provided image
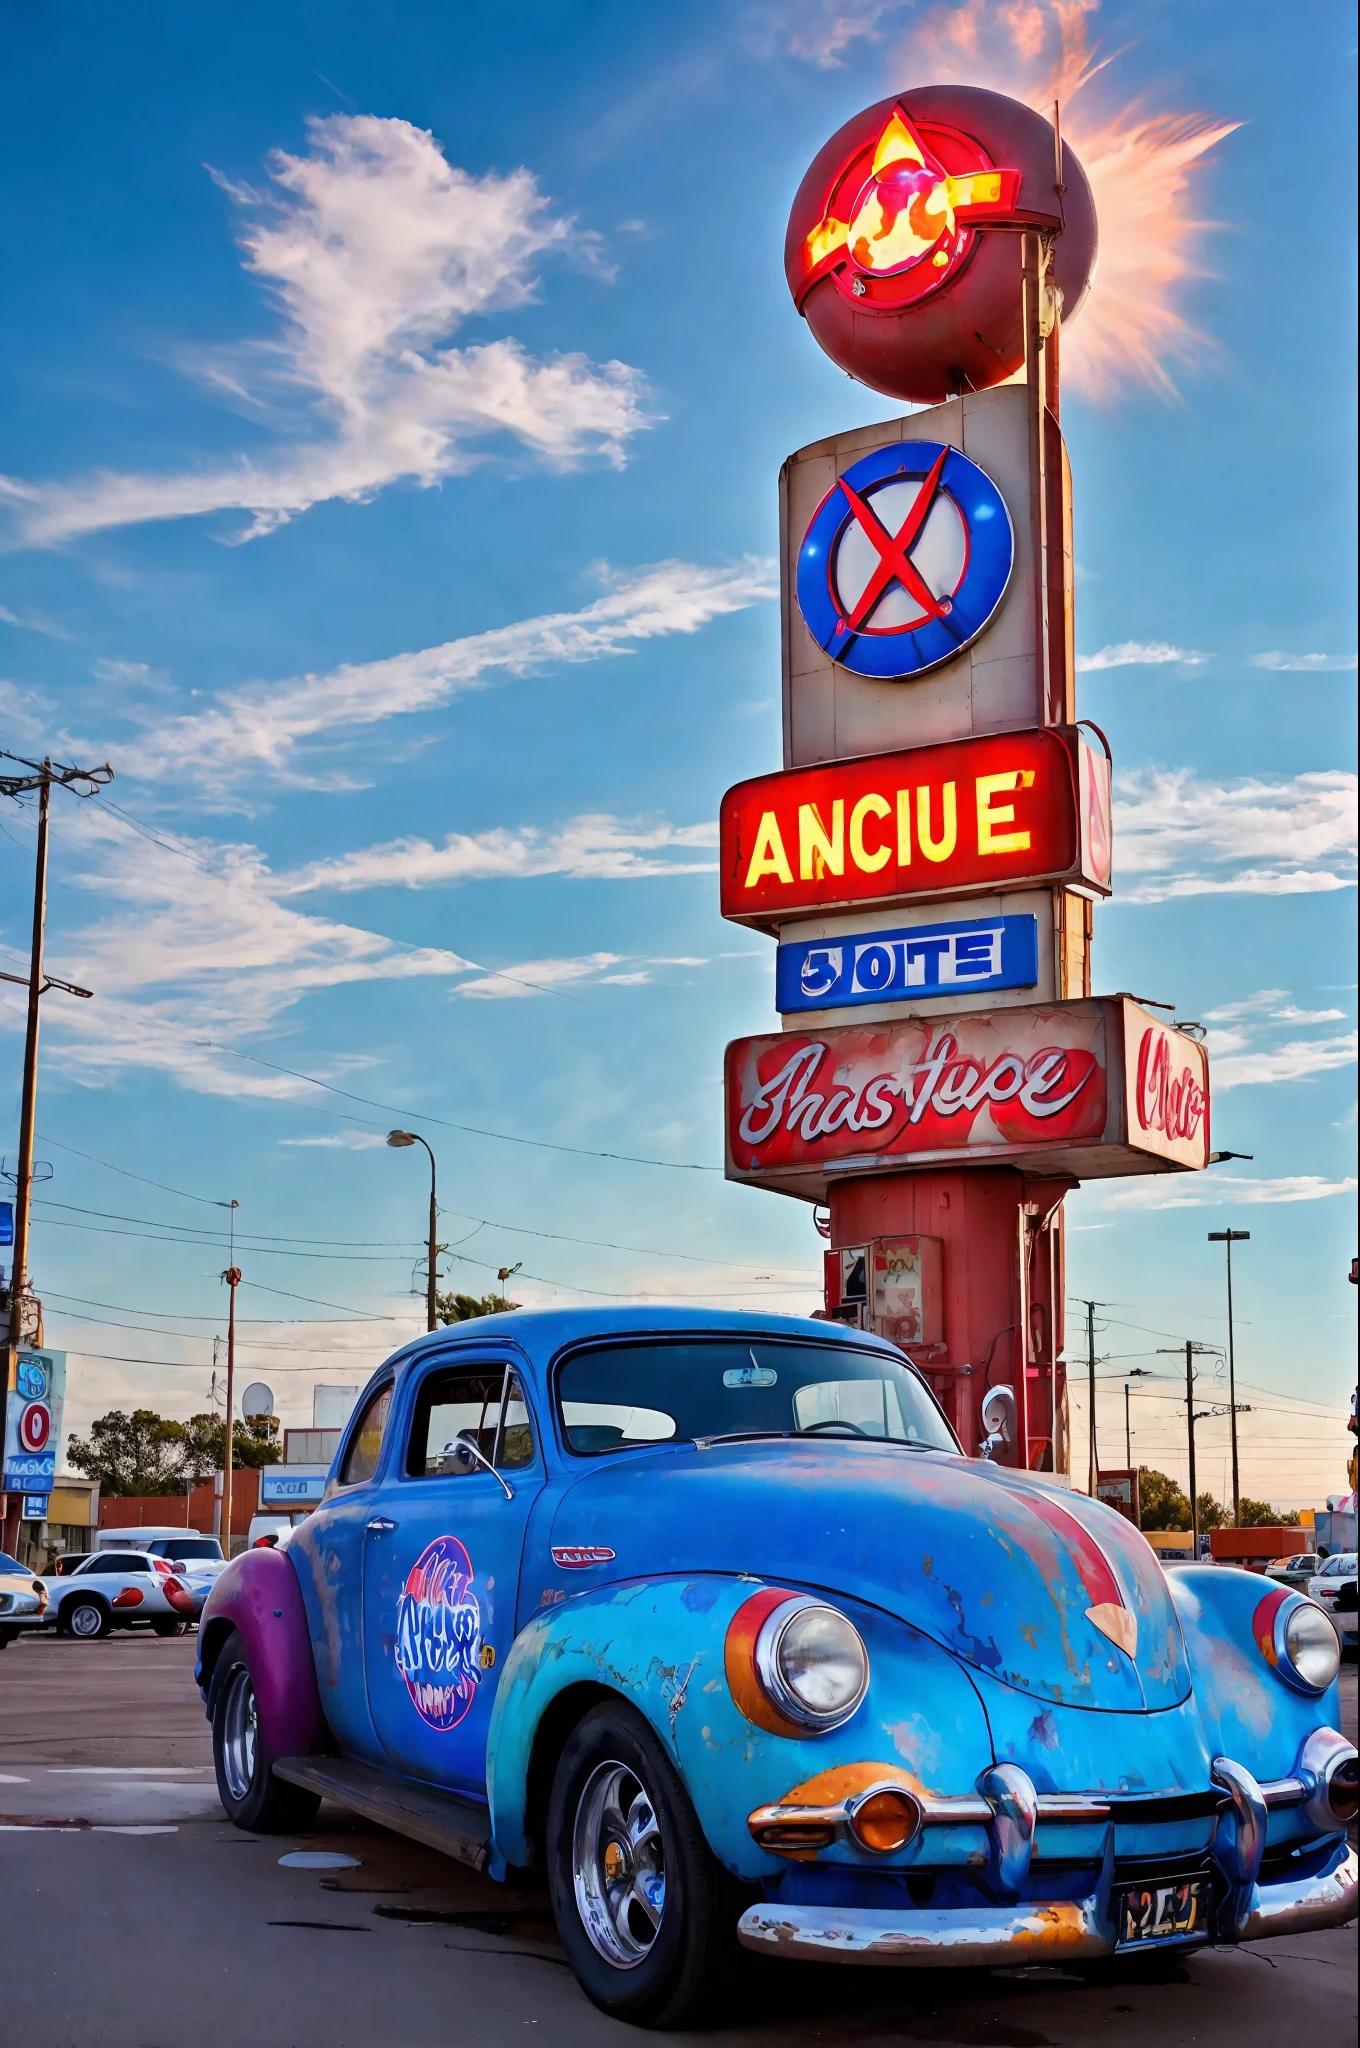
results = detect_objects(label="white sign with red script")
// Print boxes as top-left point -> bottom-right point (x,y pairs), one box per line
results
724,997 -> 1209,1199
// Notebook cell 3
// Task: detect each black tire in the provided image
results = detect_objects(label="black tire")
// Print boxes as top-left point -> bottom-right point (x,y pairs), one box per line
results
208,1627 -> 321,1833
546,1699 -> 743,2029
0,1627 -> 14,1648
151,1618 -> 188,1638
60,1596 -> 111,1640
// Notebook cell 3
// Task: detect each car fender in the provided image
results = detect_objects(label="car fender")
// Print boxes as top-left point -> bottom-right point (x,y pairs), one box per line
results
1166,1565 -> 1342,1779
485,1572 -> 992,1883
195,1545 -> 325,1762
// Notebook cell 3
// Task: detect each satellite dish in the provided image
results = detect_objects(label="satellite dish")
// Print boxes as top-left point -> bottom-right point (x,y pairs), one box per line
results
241,1382 -> 275,1420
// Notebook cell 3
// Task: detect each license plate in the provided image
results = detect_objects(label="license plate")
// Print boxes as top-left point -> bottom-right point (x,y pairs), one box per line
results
1117,1876 -> 1207,1947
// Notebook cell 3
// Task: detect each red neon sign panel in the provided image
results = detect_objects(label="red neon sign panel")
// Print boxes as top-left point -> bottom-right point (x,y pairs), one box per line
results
720,727 -> 1109,929
724,998 -> 1209,1196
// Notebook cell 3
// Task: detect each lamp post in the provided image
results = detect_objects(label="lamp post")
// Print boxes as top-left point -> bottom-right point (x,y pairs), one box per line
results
1208,1229 -> 1249,1525
388,1131 -> 438,1332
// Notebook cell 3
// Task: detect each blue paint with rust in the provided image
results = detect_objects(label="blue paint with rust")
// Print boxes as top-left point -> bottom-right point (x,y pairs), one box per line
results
197,1305 -> 1348,1906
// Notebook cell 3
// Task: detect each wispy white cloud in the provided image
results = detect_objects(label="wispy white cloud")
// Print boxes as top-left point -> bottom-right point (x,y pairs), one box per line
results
1210,1033 -> 1358,1090
1,115 -> 650,547
120,557 -> 774,800
453,952 -> 625,1000
749,0 -> 907,66
0,602 -> 71,638
1114,767 -> 1357,903
27,806 -> 475,1098
279,1133 -> 388,1149
1250,652 -> 1358,673
1078,641 -> 1211,672
279,812 -> 718,895
1089,1173 -> 1359,1211
1205,990 -> 1347,1025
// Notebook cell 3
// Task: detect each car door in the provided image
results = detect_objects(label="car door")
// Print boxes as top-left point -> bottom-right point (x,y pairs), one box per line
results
362,1355 -> 542,1797
293,1376 -> 395,1761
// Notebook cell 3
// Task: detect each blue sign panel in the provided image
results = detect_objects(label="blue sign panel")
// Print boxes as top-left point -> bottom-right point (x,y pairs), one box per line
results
22,1494 -> 50,1522
0,1201 -> 12,1247
776,914 -> 1039,1015
258,1467 -> 329,1510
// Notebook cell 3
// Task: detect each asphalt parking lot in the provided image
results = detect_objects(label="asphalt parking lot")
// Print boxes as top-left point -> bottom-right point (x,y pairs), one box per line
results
1,1630 -> 1355,2047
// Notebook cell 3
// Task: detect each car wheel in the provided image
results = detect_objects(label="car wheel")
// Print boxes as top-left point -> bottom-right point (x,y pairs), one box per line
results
209,1627 -> 321,1834
546,1699 -> 743,2029
0,1627 -> 14,1648
151,1618 -> 188,1638
62,1597 -> 111,1640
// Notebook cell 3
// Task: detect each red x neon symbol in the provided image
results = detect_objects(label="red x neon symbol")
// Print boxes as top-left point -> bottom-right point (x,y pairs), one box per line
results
835,447 -> 952,634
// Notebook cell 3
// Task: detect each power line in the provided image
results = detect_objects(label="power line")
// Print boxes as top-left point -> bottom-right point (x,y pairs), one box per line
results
186,1041 -> 723,1173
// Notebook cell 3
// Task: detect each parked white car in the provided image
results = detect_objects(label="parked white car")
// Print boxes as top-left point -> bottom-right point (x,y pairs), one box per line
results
1307,1553 -> 1358,1649
139,1534 -> 229,1598
41,1547 -> 202,1639
0,1550 -> 48,1646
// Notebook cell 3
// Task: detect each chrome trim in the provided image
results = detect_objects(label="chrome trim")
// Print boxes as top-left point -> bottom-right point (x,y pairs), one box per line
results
1295,1727 -> 1358,1834
979,1764 -> 1037,1900
749,1781 -> 922,1856
1241,1840 -> 1357,1940
1211,1757 -> 1267,1937
752,1597 -> 869,1734
737,1894 -> 1114,1967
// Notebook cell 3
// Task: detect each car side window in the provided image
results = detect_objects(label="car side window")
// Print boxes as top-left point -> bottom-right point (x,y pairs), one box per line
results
340,1382 -> 393,1486
93,1553 -> 149,1574
406,1364 -> 535,1477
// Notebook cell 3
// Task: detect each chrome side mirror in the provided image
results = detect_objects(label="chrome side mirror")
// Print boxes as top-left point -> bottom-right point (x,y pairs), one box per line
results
980,1385 -> 1017,1462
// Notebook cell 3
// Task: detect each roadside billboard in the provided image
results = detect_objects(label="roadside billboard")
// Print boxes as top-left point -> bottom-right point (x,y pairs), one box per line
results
4,1348 -> 66,1496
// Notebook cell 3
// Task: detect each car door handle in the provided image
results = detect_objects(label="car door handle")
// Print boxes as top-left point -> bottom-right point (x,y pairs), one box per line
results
366,1517 -> 398,1534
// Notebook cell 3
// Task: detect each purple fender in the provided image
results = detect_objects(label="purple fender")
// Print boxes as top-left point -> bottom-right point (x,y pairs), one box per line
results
196,1546 -> 325,1762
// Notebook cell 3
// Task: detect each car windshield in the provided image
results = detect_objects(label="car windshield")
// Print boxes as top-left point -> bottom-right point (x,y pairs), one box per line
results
557,1338 -> 957,1456
154,1540 -> 223,1561
0,1551 -> 27,1574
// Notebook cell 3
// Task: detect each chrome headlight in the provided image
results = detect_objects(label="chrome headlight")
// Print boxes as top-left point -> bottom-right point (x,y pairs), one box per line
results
1282,1600 -> 1341,1693
1257,1588 -> 1341,1695
754,1597 -> 869,1732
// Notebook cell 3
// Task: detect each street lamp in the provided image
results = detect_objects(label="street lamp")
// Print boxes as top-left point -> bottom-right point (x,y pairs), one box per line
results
1123,1366 -> 1154,1468
1208,1229 -> 1250,1525
388,1130 -> 438,1333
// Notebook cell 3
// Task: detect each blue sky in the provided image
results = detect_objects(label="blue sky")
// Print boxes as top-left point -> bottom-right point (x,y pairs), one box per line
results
1,1 -> 1354,1509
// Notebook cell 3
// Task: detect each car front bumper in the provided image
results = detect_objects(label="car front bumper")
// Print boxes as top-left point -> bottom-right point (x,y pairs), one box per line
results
737,1838 -> 1358,1965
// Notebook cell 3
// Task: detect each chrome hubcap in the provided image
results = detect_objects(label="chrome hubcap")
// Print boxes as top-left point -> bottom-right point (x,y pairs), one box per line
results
70,1604 -> 102,1637
572,1760 -> 666,1969
220,1664 -> 259,1804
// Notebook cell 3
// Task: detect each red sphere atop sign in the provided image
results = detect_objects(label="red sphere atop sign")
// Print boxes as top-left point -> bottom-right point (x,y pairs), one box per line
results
785,86 -> 1097,404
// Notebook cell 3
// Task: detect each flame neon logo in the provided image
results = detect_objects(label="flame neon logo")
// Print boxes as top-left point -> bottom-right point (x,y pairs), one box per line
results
798,107 -> 1021,311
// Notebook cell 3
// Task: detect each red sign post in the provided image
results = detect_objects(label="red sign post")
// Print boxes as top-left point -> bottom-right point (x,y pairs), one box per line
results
717,87 -> 1210,1476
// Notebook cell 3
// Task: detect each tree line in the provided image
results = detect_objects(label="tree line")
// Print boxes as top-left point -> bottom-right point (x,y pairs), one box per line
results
1137,1467 -> 1299,1531
68,1410 -> 282,1497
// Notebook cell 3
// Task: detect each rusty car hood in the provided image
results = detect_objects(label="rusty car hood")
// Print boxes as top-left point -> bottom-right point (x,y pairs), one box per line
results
549,1440 -> 1190,1712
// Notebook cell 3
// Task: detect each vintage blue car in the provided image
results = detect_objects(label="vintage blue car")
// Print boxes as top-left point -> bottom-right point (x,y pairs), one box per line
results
196,1307 -> 1357,2027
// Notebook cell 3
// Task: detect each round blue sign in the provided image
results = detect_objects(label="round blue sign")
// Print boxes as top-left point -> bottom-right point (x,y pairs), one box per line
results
796,440 -> 1013,681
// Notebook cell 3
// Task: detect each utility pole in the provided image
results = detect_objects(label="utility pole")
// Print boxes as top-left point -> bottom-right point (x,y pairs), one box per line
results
1158,1341 -> 1218,1555
0,751 -> 111,1552
221,1202 -> 240,1553
1077,1300 -> 1105,1496
1208,1230 -> 1250,1524
1124,1380 -> 1132,1469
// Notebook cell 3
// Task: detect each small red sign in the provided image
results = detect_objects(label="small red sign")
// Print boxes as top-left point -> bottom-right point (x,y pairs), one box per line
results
720,727 -> 1107,929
